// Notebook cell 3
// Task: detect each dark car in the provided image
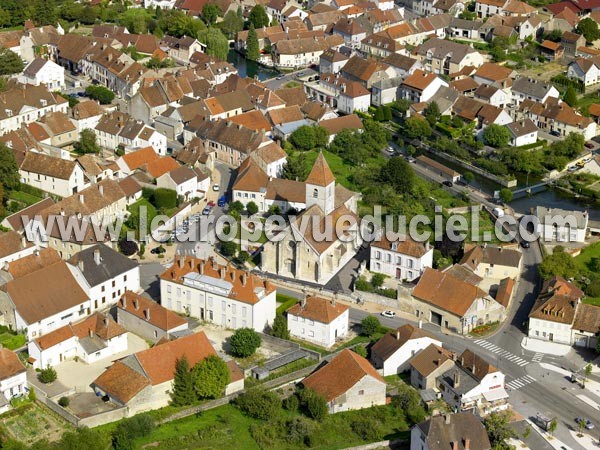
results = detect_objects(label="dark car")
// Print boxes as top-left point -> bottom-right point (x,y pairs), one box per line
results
520,240 -> 530,249
585,142 -> 594,149
550,130 -> 561,137
442,181 -> 453,187
150,246 -> 165,254
218,195 -> 227,207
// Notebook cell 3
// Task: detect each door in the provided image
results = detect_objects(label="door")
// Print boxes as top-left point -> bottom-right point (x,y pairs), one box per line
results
549,333 -> 554,342
431,311 -> 442,326
396,268 -> 402,279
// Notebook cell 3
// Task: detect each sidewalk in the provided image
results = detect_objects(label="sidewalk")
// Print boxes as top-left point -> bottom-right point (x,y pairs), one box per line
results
521,337 -> 572,356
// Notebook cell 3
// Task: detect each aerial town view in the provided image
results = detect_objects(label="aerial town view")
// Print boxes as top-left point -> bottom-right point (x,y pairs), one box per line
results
0,0 -> 599,449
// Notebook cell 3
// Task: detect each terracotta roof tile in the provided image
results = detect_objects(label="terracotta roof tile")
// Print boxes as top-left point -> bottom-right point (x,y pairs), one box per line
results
0,348 -> 26,381
118,291 -> 187,332
408,343 -> 454,376
93,361 -> 150,404
305,152 -> 335,187
287,296 -> 348,324
120,146 -> 159,171
372,235 -> 430,258
371,324 -> 435,362
20,152 -> 77,180
319,114 -> 364,136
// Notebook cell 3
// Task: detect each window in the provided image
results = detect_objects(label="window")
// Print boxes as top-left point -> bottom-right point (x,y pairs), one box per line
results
313,188 -> 318,198
176,288 -> 181,297
154,330 -> 158,338
112,280 -> 116,288
167,285 -> 171,293
232,304 -> 237,314
308,330 -> 314,337
124,275 -> 127,282
358,390 -> 364,395
242,306 -> 247,317
101,285 -> 105,292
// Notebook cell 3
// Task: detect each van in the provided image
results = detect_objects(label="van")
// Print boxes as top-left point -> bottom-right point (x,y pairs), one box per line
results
218,195 -> 227,207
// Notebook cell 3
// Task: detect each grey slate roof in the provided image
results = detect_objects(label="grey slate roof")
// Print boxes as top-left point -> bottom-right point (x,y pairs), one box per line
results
68,244 -> 138,287
512,77 -> 555,98
415,413 -> 492,450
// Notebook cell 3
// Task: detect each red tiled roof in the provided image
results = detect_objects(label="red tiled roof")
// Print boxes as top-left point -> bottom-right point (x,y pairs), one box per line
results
287,296 -> 349,324
118,291 -> 187,332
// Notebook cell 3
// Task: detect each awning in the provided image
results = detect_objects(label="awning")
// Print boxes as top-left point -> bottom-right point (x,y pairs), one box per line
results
483,387 -> 509,402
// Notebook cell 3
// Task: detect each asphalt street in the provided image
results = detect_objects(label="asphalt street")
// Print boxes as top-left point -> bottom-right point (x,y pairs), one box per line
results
263,68 -> 319,91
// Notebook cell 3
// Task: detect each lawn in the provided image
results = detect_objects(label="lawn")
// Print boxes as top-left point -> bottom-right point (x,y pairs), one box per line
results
276,293 -> 299,315
574,242 -> 600,305
127,198 -> 158,236
9,190 -> 43,207
303,150 -> 385,190
0,332 -> 26,350
0,402 -> 72,445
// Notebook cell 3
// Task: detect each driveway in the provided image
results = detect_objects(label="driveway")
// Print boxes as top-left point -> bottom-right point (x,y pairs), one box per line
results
54,333 -> 149,392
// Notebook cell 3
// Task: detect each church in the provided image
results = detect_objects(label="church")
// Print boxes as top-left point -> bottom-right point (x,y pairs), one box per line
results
261,153 -> 362,284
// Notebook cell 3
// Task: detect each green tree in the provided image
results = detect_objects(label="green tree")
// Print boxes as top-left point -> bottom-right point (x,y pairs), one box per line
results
229,200 -> 244,215
301,389 -> 328,421
539,246 -> 578,280
235,388 -> 281,420
219,240 -> 237,257
0,48 -> 24,75
74,129 -> 100,154
547,29 -> 562,42
282,152 -> 308,181
290,126 -> 316,150
498,188 -> 513,204
271,314 -> 290,339
37,366 -> 57,384
28,387 -> 36,402
483,410 -> 517,450
374,107 -> 385,122
0,143 -> 20,196
563,86 -> 578,107
85,85 -> 115,104
0,8 -> 11,27
381,156 -> 416,195
246,201 -> 259,215
220,10 -> 244,39
483,124 -> 510,148
585,363 -> 593,379
577,18 -> 600,43
31,0 -> 57,26
192,355 -> 230,399
393,383 -> 426,423
548,418 -> 557,436
202,3 -> 222,25
352,345 -> 367,358
159,9 -> 206,39
198,27 -> 229,61
229,327 -> 261,357
170,355 -> 196,406
404,116 -> 432,139
383,105 -> 392,121
246,24 -> 260,61
360,315 -> 380,337
371,273 -> 385,289
463,171 -> 474,184
248,5 -> 269,28
424,101 -> 440,126
314,126 -> 329,148
59,427 -> 111,450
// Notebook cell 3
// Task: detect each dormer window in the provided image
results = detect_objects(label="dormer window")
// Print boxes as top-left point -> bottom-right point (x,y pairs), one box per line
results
40,99 -> 47,107
5,109 -> 12,117
313,188 -> 318,198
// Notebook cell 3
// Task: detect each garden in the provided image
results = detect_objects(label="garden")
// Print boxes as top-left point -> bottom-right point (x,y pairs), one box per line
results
0,325 -> 26,350
0,402 -> 71,445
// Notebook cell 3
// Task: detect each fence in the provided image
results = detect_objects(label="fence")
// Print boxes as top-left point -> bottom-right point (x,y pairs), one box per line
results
37,394 -> 80,426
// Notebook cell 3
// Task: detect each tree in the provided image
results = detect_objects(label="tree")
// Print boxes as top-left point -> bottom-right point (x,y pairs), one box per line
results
219,241 -> 237,257
246,24 -> 259,61
0,48 -> 24,75
271,314 -> 290,339
404,116 -> 432,139
381,157 -> 416,195
483,124 -> 510,148
424,101 -> 441,126
85,85 -> 115,104
229,200 -> 244,215
577,17 -> 600,43
202,3 -> 221,25
248,5 -> 269,28
383,105 -> 392,121
314,126 -> 329,148
58,396 -> 70,407
28,387 -> 36,402
498,188 -> 513,204
585,363 -> 592,379
118,238 -> 138,256
483,410 -> 517,450
300,389 -> 327,420
361,316 -> 380,337
282,153 -> 308,181
198,27 -> 229,61
38,366 -> 57,384
563,86 -> 578,107
547,29 -> 562,42
371,273 -> 385,289
463,171 -> 474,184
548,418 -> 557,436
112,414 -> 155,450
235,388 -> 281,420
74,129 -> 100,154
220,10 -> 244,39
539,246 -> 578,280
0,143 -> 20,196
246,201 -> 259,216
31,0 -> 57,26
374,107 -> 385,122
290,126 -> 316,151
229,327 -> 261,357
170,355 -> 196,406
192,355 -> 230,399
159,9 -> 206,39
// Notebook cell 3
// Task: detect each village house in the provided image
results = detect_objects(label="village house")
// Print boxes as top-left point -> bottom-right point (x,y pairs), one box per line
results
0,348 -> 27,414
561,31 -> 586,60
415,156 -> 461,183
567,57 -> 600,86
18,58 -> 65,90
506,119 -> 538,146
19,152 -> 86,198
510,77 -> 560,106
156,165 -> 209,201
302,349 -> 387,413
117,291 -> 188,343
92,332 -> 243,413
332,18 -> 368,49
383,54 -> 423,79
319,49 -> 349,74
411,267 -> 506,334
415,38 -> 485,76
528,276 -> 600,349
370,235 -> 434,282
159,35 -> 205,63
475,0 -> 509,18
0,231 -> 38,266
160,257 -> 276,333
536,206 -> 589,243
401,70 -> 449,103
27,312 -> 127,369
71,100 -> 105,133
473,62 -> 515,89
36,111 -> 78,148
340,56 -> 396,89
94,112 -> 168,155
540,40 -> 564,61
459,244 -> 522,283
304,74 -> 371,114
410,412 -> 492,450
371,324 -> 442,376
408,344 -> 456,390
474,85 -> 510,108
272,35 -> 344,69
286,296 -> 349,348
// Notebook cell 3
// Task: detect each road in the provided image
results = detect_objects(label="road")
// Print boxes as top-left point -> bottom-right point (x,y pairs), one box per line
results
263,68 -> 319,91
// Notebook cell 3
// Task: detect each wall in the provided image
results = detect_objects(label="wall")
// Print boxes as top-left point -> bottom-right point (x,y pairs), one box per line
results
331,375 -> 386,413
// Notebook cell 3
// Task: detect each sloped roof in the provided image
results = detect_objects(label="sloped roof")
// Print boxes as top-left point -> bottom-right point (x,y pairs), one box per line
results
68,244 -> 138,287
371,324 -> 436,362
20,152 -> 77,180
460,244 -> 522,270
407,344 -> 454,376
416,412 -> 491,450
118,291 -> 187,332
305,152 -> 335,187
287,296 -> 348,324
0,348 -> 26,382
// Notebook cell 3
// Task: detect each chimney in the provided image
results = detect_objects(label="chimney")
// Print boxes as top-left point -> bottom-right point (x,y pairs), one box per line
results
396,330 -> 400,340
2,262 -> 9,272
99,185 -> 104,196
230,270 -> 235,282
436,357 -> 441,366
212,258 -> 218,270
301,297 -> 307,309
60,208 -> 65,216
79,194 -> 85,204
133,298 -> 139,310
144,308 -> 150,320
199,263 -> 204,275
78,259 -> 84,272
179,256 -> 185,268
452,442 -> 458,450
89,328 -> 93,337
189,259 -> 194,269
122,295 -> 126,308
103,317 -> 108,327
454,371 -> 460,387
445,414 -> 452,425
464,438 -> 470,450
472,362 -> 476,374
94,248 -> 101,265
242,273 -> 247,286
21,236 -> 27,248
220,268 -> 226,279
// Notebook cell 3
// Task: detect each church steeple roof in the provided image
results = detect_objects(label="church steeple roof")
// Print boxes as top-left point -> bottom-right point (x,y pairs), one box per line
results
305,152 -> 335,187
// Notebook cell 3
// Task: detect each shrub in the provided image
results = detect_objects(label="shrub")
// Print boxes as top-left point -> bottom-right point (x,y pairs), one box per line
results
229,328 -> 261,358
58,396 -> 70,407
38,367 -> 57,384
361,316 -> 380,337
112,414 -> 155,450
371,273 -> 385,289
235,388 -> 281,420
219,241 -> 237,257
85,85 -> 115,104
352,345 -> 367,358
351,415 -> 384,441
271,314 -> 290,340
28,387 -> 36,402
303,389 -> 327,421
192,355 -> 230,399
283,394 -> 299,412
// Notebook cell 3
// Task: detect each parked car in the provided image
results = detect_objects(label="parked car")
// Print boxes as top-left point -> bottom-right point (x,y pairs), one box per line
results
207,201 -> 215,207
406,156 -> 416,163
442,181 -> 453,187
520,240 -> 530,249
150,246 -> 165,254
575,417 -> 595,430
218,195 -> 227,207
386,146 -> 395,154
381,310 -> 396,318
212,184 -> 220,192
202,206 -> 212,215
276,74 -> 285,80
550,130 -> 561,137
585,142 -> 594,149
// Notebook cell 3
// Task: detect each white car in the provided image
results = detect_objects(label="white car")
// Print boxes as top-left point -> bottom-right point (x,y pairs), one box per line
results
380,310 -> 396,318
386,146 -> 395,153
212,184 -> 220,192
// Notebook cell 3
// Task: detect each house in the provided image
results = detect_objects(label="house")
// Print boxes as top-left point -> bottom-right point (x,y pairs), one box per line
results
340,56 -> 395,89
474,85 -> 510,108
415,38 -> 485,76
115,146 -> 160,176
71,100 -> 105,133
401,70 -> 449,103
410,412 -> 492,450
528,276 -> 600,348
371,77 -> 404,107
383,54 -> 423,79
19,152 -> 86,197
1,198 -> 55,233
92,332 -> 243,413
160,256 -> 276,333
540,40 -> 564,61
302,349 -> 386,413
567,57 -> 600,86
438,349 -> 508,416
37,111 -> 78,148
160,36 -> 205,63
18,58 -> 65,90
0,348 -> 26,414
95,112 -> 167,155
415,156 -> 461,182
561,31 -> 586,59
286,296 -> 349,348
370,236 -> 433,282
360,31 -> 405,59
371,324 -> 442,375
408,344 -> 455,390
28,312 -> 127,369
473,62 -> 515,89
157,166 -> 209,201
475,0 -> 509,18
0,260 -> 90,340
535,206 -> 588,242
503,0 -> 537,16
77,154 -> 116,185
506,119 -> 538,146
319,114 -> 364,143
449,18 -> 486,41
333,18 -> 368,49
511,78 -> 560,106
0,231 -> 37,266
459,244 -> 522,282
68,245 -> 140,313
411,267 -> 505,334
320,49 -> 349,74
304,74 -> 371,114
272,35 -> 344,69
117,291 -> 188,343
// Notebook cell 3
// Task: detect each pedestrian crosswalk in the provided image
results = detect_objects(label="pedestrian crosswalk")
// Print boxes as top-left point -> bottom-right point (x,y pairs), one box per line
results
473,339 -> 529,366
506,375 -> 536,391
532,352 -> 544,363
